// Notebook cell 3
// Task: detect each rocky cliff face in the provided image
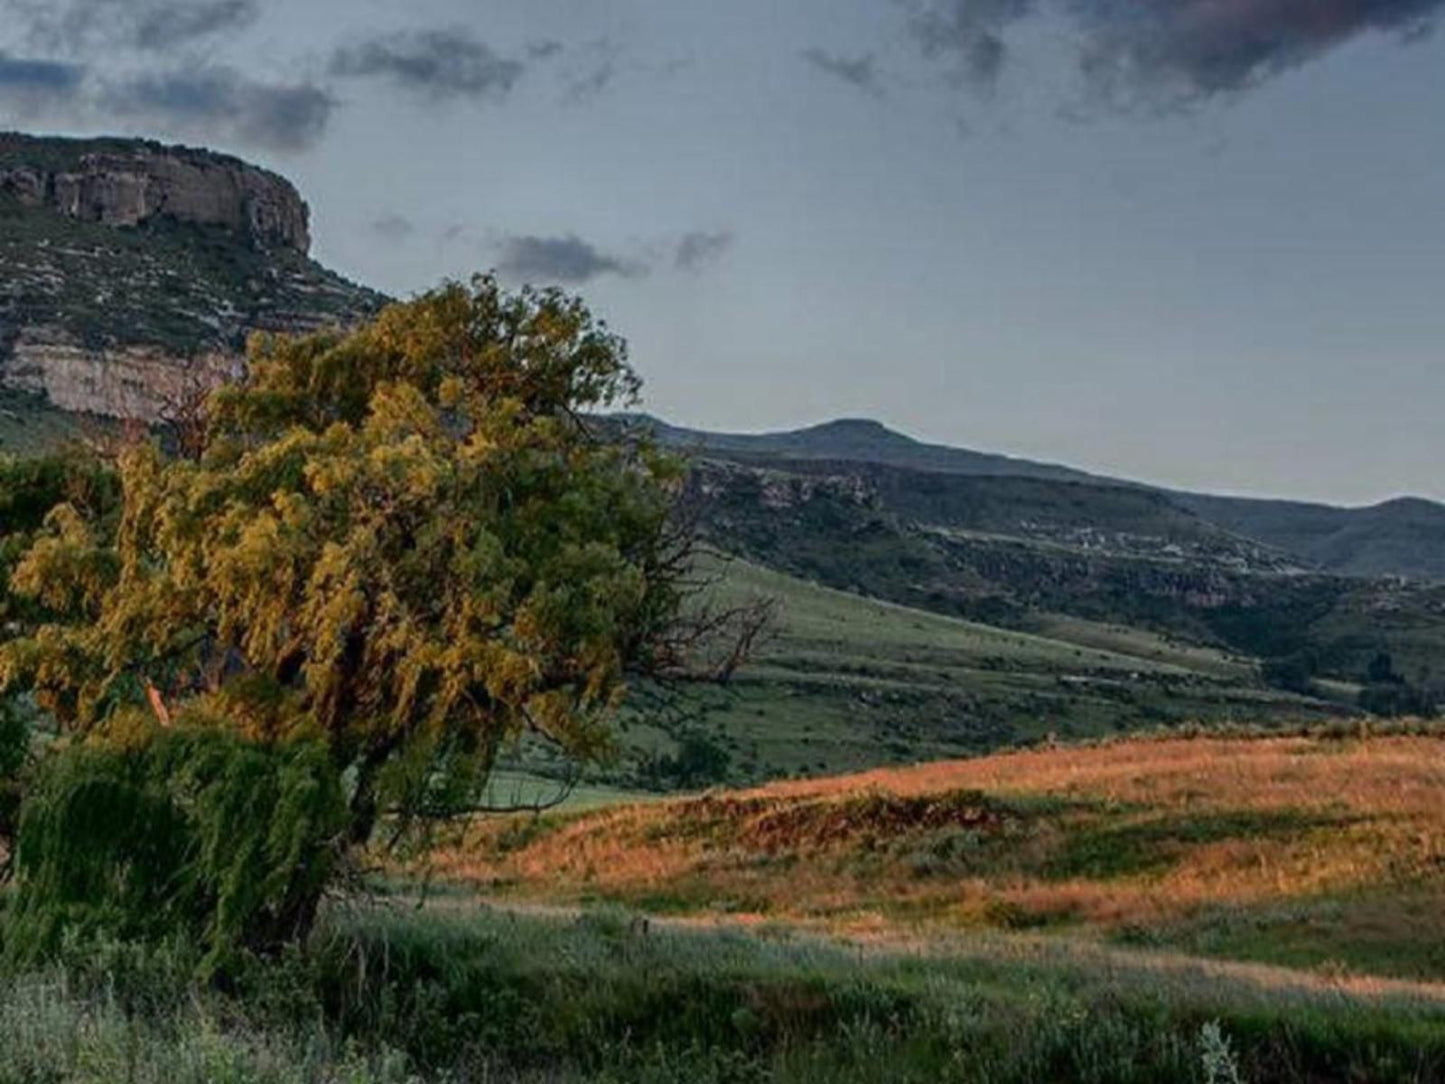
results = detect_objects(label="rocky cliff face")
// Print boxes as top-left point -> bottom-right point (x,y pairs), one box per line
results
0,133 -> 310,252
0,133 -> 383,425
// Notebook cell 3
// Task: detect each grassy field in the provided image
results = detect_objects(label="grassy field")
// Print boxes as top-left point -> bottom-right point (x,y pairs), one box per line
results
3,898 -> 1445,1083
594,558 -> 1346,792
432,729 -> 1445,984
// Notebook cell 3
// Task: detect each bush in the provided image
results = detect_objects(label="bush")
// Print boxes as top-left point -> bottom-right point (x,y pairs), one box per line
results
643,729 -> 734,789
2,726 -> 346,972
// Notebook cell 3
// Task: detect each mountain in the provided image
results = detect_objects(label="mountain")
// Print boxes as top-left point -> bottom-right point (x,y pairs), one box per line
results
1175,493 -> 1445,580
631,416 -> 1101,484
0,132 -> 384,426
632,413 -> 1445,583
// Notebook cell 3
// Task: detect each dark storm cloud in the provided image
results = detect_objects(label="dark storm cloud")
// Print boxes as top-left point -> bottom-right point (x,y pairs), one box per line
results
329,29 -> 525,102
901,0 -> 1445,107
674,231 -> 733,272
109,66 -> 334,152
495,234 -> 644,284
801,48 -> 884,96
12,0 -> 259,54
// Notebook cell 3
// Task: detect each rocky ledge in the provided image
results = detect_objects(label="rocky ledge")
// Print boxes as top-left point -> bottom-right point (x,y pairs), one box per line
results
0,133 -> 385,425
0,132 -> 310,253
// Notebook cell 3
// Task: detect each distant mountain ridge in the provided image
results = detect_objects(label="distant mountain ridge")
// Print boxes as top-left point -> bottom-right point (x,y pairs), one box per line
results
634,416 -> 1102,485
627,413 -> 1445,581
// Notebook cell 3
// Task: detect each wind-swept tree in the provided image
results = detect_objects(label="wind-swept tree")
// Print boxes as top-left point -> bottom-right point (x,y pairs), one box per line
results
0,276 -> 755,960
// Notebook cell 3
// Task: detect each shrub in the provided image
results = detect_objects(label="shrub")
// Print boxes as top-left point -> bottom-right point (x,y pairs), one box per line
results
2,725 -> 346,971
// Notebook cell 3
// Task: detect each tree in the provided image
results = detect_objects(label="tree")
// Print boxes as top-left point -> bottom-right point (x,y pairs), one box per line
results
0,276 -> 755,956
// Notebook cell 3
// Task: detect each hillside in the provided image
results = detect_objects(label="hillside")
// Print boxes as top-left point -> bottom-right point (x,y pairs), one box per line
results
1180,492 -> 1445,579
682,457 -> 1445,695
433,730 -> 1445,983
639,413 -> 1445,582
0,132 -> 384,426
633,415 -> 1100,483
555,556 -> 1341,793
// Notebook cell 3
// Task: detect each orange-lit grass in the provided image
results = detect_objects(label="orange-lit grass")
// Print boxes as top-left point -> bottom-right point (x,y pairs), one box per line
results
423,734 -> 1445,944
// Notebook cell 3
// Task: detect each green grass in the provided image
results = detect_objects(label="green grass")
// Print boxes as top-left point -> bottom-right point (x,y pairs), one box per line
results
589,557 -> 1341,792
3,901 -> 1443,1083
1115,889 -> 1445,983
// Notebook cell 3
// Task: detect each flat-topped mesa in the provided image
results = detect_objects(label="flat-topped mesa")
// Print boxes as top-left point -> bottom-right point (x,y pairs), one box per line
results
0,132 -> 310,253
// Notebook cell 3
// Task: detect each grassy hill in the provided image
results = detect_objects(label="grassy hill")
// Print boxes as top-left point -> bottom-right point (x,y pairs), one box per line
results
1180,492 -> 1445,579
433,729 -> 1445,984
549,556 -> 1343,794
685,459 -> 1445,697
7,880 -> 1445,1083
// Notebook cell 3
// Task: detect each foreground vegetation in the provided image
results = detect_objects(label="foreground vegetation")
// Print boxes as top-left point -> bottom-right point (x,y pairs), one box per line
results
2,900 -> 1444,1083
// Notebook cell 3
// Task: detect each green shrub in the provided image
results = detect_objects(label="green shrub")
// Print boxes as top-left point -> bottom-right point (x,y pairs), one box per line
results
2,727 -> 346,972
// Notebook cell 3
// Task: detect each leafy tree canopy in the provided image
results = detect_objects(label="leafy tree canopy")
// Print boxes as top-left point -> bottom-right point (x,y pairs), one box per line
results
1,276 -> 692,866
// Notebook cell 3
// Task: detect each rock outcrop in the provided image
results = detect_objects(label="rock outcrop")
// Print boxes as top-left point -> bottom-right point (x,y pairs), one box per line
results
0,133 -> 384,425
0,133 -> 310,252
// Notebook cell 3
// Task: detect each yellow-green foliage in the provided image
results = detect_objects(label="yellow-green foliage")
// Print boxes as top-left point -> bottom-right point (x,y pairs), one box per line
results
0,276 -> 688,953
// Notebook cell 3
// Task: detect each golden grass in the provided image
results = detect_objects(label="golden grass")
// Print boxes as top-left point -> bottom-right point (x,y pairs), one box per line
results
425,734 -> 1445,948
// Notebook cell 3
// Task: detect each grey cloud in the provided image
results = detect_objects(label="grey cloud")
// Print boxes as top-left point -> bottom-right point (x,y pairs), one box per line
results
0,52 -> 85,119
13,0 -> 258,54
802,48 -> 884,96
371,213 -> 415,241
674,231 -> 733,272
902,0 -> 1033,91
109,66 -> 334,152
495,234 -> 644,284
559,39 -> 621,105
0,52 -> 86,97
329,29 -> 524,102
129,1 -> 259,51
1076,0 -> 1445,107
901,0 -> 1445,108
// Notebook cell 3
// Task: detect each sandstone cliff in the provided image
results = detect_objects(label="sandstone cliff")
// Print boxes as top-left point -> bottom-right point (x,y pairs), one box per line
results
0,133 -> 384,425
0,133 -> 310,253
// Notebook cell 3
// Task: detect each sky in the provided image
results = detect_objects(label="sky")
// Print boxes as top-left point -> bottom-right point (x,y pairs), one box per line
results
1,0 -> 1444,505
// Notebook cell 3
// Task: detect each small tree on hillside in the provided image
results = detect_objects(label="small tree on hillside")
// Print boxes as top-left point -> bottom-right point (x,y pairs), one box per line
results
0,276 -> 760,959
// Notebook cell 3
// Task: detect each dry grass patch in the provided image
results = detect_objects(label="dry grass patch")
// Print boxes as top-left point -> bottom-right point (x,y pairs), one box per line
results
424,733 -> 1445,975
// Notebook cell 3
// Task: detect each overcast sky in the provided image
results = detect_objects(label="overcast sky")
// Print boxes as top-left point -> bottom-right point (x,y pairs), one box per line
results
2,0 -> 1444,505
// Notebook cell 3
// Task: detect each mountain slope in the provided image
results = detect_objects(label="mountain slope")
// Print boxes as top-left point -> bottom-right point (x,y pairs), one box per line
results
629,415 -> 1101,483
558,554 -> 1342,791
1178,493 -> 1445,579
636,413 -> 1445,582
